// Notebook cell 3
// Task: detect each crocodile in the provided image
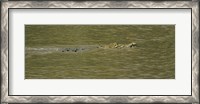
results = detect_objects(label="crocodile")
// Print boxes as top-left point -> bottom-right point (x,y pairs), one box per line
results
99,42 -> 136,49
26,42 -> 137,54
61,42 -> 137,52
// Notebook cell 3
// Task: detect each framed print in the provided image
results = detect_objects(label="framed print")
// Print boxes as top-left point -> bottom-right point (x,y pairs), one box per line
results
1,1 -> 199,103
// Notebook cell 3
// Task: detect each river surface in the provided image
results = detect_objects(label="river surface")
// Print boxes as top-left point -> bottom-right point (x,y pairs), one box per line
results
25,25 -> 175,79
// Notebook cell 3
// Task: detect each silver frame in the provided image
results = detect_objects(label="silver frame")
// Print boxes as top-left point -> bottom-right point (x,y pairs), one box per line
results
1,1 -> 199,103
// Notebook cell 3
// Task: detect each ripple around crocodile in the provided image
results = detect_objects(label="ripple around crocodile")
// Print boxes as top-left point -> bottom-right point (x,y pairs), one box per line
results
26,45 -> 100,53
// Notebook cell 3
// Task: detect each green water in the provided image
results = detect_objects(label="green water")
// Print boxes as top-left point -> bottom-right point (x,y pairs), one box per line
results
25,25 -> 175,79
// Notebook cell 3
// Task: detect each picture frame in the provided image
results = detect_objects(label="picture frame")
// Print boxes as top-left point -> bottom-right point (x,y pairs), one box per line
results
1,1 -> 199,103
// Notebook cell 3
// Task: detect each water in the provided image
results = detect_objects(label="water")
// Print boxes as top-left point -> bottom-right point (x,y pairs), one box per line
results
25,25 -> 175,79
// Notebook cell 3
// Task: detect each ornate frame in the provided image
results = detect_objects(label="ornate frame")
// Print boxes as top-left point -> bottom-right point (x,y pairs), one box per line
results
1,1 -> 199,103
